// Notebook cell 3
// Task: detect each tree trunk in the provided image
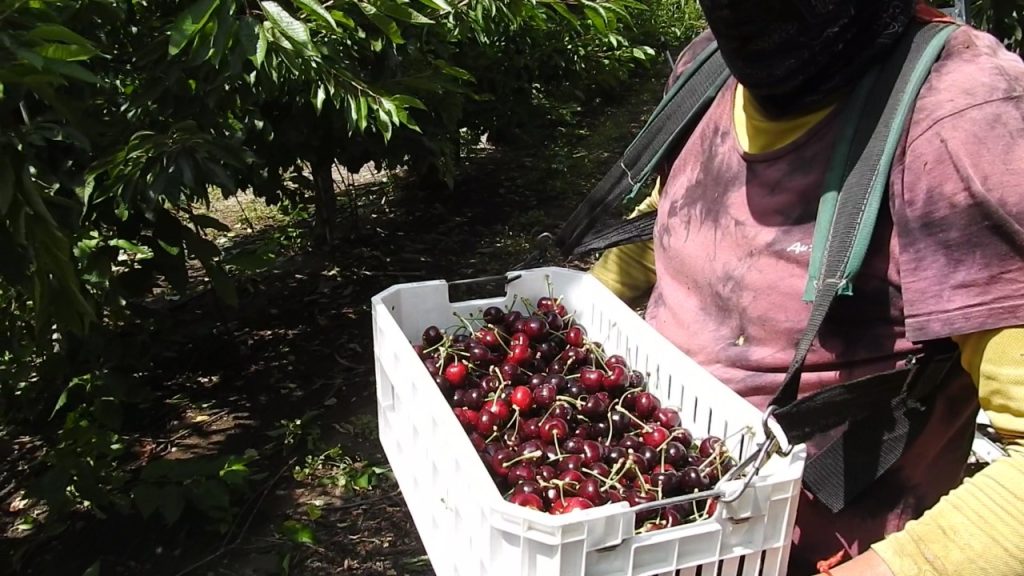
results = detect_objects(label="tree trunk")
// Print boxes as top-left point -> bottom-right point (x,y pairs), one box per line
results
311,159 -> 337,246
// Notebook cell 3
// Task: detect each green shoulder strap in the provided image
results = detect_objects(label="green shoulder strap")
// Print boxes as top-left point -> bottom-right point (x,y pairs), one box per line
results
802,23 -> 959,301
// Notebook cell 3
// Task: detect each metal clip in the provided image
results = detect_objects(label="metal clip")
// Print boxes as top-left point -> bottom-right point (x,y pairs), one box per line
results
717,407 -> 790,503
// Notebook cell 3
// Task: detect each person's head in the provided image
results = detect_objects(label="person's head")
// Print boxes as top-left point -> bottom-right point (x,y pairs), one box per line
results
697,0 -> 917,117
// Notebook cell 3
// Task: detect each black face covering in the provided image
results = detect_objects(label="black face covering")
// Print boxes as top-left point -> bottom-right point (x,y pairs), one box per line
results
697,0 -> 917,118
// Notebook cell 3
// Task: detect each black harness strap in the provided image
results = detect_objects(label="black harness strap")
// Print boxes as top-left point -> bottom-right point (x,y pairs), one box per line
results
552,42 -> 730,259
765,21 -> 963,512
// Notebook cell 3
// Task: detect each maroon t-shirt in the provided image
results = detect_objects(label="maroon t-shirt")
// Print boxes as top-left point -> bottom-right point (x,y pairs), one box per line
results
644,25 -> 1024,572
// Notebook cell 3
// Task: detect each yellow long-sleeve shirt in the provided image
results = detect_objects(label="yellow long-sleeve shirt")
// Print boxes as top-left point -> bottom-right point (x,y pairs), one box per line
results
590,84 -> 1024,576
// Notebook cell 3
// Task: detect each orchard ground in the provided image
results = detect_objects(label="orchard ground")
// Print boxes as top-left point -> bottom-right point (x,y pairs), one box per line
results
1,70 -> 667,576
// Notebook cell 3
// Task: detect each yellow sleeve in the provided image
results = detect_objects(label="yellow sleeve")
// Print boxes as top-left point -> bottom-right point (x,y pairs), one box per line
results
588,180 -> 660,308
871,327 -> 1024,576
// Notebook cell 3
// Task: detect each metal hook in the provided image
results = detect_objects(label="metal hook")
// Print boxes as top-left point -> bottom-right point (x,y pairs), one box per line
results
715,407 -> 792,503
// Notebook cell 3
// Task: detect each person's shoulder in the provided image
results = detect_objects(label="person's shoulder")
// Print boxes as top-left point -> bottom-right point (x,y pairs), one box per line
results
908,25 -> 1024,144
666,29 -> 717,87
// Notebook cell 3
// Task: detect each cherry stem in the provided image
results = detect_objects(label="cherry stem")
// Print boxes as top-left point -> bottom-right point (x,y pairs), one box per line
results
582,467 -> 615,486
601,459 -> 625,490
610,459 -> 636,486
616,405 -> 651,432
452,311 -> 481,334
503,450 -> 543,468
555,395 -> 583,408
506,410 -> 521,438
494,331 -> 513,354
538,402 -> 560,425
636,469 -> 651,493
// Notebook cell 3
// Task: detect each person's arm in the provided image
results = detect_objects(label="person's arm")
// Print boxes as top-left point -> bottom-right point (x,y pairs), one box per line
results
826,328 -> 1024,576
817,326 -> 1024,576
820,32 -> 1024,575
867,327 -> 1024,576
589,181 -> 659,308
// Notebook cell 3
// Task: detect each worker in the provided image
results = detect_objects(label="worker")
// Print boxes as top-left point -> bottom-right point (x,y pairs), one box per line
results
589,1 -> 1024,575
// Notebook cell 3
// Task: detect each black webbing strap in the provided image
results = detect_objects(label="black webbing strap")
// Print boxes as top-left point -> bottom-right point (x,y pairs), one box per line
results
764,21 -> 961,513
795,346 -> 961,512
772,346 -> 959,447
553,42 -> 731,259
769,21 -> 955,410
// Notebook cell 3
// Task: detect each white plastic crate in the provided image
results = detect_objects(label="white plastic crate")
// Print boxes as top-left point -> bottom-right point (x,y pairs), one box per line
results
371,267 -> 807,576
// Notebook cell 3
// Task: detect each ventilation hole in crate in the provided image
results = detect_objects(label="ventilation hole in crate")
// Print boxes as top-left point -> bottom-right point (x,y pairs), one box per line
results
736,554 -> 745,576
667,375 -> 674,402
718,559 -> 726,576
740,435 -> 748,460
705,406 -> 714,436
694,566 -> 703,576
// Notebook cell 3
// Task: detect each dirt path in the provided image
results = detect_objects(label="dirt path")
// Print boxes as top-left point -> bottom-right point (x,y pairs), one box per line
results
1,70 -> 667,576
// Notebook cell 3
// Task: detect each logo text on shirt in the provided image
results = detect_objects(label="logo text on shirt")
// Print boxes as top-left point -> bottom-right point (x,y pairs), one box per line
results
786,242 -> 812,255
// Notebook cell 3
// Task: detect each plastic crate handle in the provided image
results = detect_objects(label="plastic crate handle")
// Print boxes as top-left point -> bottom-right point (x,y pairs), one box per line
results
446,272 -> 523,304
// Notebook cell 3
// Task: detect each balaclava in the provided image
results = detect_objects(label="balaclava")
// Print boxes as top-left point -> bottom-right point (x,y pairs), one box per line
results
697,0 -> 917,118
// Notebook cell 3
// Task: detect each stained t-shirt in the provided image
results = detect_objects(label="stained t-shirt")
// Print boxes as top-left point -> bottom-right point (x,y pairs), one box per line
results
642,25 -> 1024,573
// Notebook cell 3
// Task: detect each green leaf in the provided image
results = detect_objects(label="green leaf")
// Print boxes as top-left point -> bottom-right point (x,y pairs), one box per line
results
191,213 -> 231,232
82,561 -> 101,576
205,262 -> 238,307
293,0 -> 337,29
305,503 -> 322,520
210,2 -> 236,68
158,485 -> 185,524
15,47 -> 46,69
255,21 -> 270,68
375,0 -> 433,24
330,10 -> 356,28
432,59 -> 473,81
187,479 -> 230,514
43,60 -> 101,84
219,458 -> 251,485
390,94 -> 427,110
20,178 -> 57,228
415,0 -> 451,11
34,43 -> 98,61
583,6 -> 608,33
28,24 -> 95,48
182,227 -> 221,261
132,483 -> 163,519
281,520 -> 316,546
76,176 -> 95,209
357,2 -> 404,44
153,242 -> 189,292
111,239 -> 153,257
547,2 -> 579,26
50,378 -> 82,419
169,0 -> 221,55
238,16 -> 260,63
314,84 -> 326,114
0,156 -> 13,214
261,1 -> 314,51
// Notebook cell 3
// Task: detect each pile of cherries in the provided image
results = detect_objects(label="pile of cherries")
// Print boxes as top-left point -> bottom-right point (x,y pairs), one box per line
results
410,295 -> 737,533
